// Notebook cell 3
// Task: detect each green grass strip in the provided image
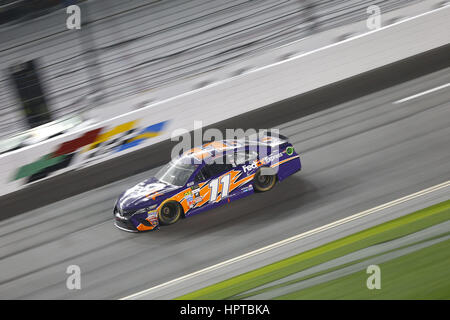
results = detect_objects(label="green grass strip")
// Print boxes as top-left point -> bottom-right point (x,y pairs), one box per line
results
177,199 -> 450,300
277,238 -> 450,299
232,231 -> 450,299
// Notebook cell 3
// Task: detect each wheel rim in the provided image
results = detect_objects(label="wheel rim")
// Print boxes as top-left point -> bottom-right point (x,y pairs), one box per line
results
161,203 -> 177,221
257,173 -> 274,187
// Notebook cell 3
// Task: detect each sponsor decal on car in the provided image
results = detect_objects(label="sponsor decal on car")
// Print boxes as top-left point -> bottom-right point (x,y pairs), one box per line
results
194,196 -> 203,204
191,187 -> 201,197
240,185 -> 254,192
183,190 -> 195,208
242,152 -> 283,173
146,210 -> 159,228
184,190 -> 192,197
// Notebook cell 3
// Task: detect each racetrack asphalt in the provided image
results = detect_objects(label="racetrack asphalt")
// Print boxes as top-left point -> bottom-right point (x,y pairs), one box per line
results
0,61 -> 449,299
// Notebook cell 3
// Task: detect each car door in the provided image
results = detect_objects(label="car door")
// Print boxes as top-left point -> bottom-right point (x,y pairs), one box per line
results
206,150 -> 261,201
203,160 -> 235,204
187,157 -> 233,212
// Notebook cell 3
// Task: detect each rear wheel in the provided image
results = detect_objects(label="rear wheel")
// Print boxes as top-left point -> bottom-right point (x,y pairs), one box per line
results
253,168 -> 276,192
158,201 -> 182,225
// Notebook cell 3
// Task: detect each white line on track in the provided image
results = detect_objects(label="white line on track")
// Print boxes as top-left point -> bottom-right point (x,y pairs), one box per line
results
120,180 -> 450,300
394,83 -> 450,104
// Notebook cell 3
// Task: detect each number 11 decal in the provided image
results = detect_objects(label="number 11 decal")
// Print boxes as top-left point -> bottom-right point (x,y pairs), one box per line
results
209,174 -> 231,202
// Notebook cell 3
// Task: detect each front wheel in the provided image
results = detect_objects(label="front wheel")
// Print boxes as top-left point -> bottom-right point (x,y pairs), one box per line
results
253,168 -> 276,192
158,201 -> 182,225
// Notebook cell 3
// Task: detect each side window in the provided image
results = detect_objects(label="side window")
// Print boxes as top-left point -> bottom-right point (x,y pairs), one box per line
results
194,167 -> 210,183
194,171 -> 204,184
206,162 -> 233,177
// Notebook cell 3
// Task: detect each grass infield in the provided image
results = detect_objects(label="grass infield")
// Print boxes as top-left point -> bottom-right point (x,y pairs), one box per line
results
177,199 -> 450,300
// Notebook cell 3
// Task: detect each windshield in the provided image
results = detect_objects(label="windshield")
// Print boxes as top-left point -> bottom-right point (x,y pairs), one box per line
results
154,161 -> 198,187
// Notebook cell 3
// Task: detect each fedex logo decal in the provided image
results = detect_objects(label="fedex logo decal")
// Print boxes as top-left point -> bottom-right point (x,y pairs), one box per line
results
242,153 -> 283,173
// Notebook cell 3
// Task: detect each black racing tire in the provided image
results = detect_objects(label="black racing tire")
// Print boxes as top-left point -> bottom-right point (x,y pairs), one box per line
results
158,201 -> 182,225
253,168 -> 276,192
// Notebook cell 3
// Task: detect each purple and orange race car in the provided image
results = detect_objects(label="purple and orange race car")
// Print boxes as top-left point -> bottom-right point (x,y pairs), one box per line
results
113,132 -> 301,232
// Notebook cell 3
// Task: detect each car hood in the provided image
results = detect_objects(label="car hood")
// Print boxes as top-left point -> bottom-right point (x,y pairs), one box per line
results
117,177 -> 180,210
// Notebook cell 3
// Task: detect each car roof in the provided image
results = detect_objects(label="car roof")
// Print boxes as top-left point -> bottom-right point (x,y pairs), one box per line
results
175,140 -> 243,165
175,135 -> 286,165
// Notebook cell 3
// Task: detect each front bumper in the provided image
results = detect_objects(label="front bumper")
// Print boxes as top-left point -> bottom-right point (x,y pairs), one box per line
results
113,206 -> 159,232
114,219 -> 139,233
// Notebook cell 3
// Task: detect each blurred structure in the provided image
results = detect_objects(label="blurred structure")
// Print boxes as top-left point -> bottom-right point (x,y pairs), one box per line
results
0,0 -> 64,25
9,60 -> 52,128
0,0 -> 422,148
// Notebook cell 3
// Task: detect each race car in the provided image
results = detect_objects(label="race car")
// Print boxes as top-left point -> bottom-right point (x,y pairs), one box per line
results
113,132 -> 301,232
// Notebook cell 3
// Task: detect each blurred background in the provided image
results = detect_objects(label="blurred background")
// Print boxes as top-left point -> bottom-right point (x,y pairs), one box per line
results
0,0 -> 449,300
0,0 -> 429,154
